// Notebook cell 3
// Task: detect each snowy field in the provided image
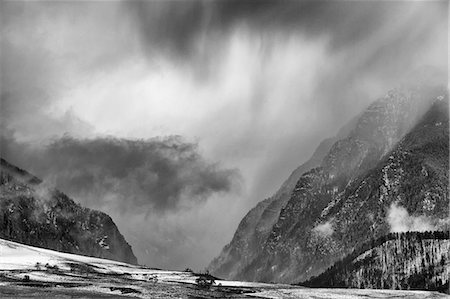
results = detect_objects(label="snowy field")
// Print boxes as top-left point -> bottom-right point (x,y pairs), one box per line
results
0,238 -> 448,298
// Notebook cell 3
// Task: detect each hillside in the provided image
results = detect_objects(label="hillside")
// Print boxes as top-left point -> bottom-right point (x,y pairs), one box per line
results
0,158 -> 137,264
303,231 -> 449,293
210,84 -> 449,284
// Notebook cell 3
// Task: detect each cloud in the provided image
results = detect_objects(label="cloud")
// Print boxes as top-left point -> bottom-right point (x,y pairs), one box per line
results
2,135 -> 239,213
387,203 -> 436,233
313,221 -> 334,237
125,1 -> 447,68
0,1 -> 135,142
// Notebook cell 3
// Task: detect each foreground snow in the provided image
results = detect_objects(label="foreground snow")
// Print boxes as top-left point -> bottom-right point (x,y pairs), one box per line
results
0,238 -> 447,298
0,238 -> 194,283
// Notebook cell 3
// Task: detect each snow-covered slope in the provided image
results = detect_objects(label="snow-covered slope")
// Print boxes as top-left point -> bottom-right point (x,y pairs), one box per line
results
0,237 -> 194,282
1,238 -> 448,298
0,238 -> 280,297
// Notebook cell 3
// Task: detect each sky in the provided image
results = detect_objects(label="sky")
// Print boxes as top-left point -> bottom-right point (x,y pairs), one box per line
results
0,0 -> 448,270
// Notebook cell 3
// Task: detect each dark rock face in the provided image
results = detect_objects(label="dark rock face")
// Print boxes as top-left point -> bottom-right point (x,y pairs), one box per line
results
0,158 -> 137,264
210,85 -> 449,284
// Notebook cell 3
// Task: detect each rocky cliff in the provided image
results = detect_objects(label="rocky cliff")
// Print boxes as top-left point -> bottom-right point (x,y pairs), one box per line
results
0,158 -> 137,264
209,84 -> 449,284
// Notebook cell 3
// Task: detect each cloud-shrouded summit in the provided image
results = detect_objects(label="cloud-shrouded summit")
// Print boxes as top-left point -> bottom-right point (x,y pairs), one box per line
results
1,0 -> 447,270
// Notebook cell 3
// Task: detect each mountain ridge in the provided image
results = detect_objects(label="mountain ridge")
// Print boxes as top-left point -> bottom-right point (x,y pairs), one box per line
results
209,84 -> 449,286
0,157 -> 138,265
208,136 -> 337,279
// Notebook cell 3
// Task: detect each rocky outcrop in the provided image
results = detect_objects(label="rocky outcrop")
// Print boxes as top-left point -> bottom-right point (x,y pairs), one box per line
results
0,158 -> 137,264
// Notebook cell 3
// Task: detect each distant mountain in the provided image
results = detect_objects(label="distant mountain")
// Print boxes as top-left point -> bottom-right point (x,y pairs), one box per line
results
209,83 -> 449,285
0,158 -> 137,264
303,231 -> 449,294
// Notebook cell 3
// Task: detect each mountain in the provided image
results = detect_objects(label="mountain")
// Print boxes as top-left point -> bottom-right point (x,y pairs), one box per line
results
208,110 -> 361,280
209,84 -> 449,284
208,136 -> 337,279
303,231 -> 449,293
0,158 -> 137,264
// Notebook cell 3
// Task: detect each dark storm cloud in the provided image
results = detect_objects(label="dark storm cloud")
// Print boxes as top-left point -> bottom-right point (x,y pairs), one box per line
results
2,135 -> 239,213
126,0 -> 447,59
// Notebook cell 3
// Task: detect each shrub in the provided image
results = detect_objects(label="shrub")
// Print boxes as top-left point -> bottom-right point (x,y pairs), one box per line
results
195,276 -> 215,289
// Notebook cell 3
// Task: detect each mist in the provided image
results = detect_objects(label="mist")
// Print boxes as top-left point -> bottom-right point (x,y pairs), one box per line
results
1,0 -> 447,270
387,203 -> 436,233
